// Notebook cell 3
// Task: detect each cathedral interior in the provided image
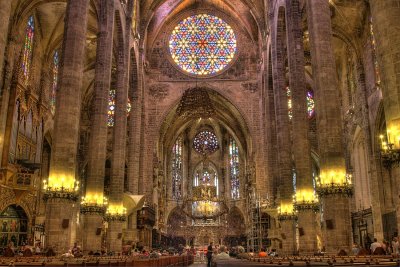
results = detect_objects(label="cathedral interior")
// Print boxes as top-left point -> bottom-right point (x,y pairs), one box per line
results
0,0 -> 400,260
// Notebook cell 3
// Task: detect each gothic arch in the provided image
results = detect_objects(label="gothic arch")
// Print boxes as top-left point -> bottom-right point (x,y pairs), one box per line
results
158,87 -> 252,160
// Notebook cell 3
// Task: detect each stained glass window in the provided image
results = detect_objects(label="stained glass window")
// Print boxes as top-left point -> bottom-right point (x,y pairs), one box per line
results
50,51 -> 59,115
193,130 -> 219,155
107,89 -> 132,127
307,91 -> 315,118
193,166 -> 219,195
287,87 -> 292,120
108,90 -> 116,127
229,137 -> 240,199
172,137 -> 183,199
292,168 -> 297,193
22,16 -> 34,80
370,17 -> 381,89
169,14 -> 237,76
286,87 -> 315,120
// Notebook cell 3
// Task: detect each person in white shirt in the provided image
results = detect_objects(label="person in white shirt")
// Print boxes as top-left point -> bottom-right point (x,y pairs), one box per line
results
213,246 -> 230,261
370,238 -> 382,254
392,237 -> 399,256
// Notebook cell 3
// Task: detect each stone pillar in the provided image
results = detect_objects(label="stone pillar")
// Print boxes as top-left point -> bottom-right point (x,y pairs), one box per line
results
39,66 -> 51,107
0,0 -> 12,164
306,0 -> 351,253
0,0 -> 11,93
369,0 -> 400,235
286,0 -> 317,254
81,0 -> 115,253
44,0 -> 89,253
354,60 -> 384,241
271,6 -> 296,255
127,47 -> 142,196
106,26 -> 129,253
369,1 -> 400,145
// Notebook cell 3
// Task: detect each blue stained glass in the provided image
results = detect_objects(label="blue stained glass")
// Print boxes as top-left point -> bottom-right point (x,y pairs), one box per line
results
229,137 -> 240,199
50,51 -> 59,115
172,137 -> 183,199
169,14 -> 237,76
22,16 -> 34,80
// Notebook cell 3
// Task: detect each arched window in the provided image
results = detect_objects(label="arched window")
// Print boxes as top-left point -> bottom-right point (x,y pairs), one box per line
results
370,17 -> 381,89
193,166 -> 219,195
108,89 -> 116,127
307,90 -> 315,118
172,137 -> 183,199
286,87 -> 315,120
287,86 -> 292,120
169,14 -> 237,76
50,51 -> 59,115
292,168 -> 297,193
107,89 -> 131,127
22,16 -> 35,80
229,137 -> 240,199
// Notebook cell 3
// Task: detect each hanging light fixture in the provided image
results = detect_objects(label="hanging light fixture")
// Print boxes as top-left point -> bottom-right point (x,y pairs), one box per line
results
176,87 -> 216,119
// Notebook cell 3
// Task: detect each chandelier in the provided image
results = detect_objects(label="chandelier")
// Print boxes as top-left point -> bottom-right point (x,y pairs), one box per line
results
176,87 -> 216,119
379,133 -> 400,169
180,184 -> 228,220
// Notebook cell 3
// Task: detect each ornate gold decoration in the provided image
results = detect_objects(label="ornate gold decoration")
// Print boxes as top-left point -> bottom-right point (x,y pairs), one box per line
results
176,87 -> 215,119
180,184 -> 227,220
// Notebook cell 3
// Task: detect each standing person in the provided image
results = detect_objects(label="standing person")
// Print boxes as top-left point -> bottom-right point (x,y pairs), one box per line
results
200,247 -> 205,263
206,242 -> 213,267
392,237 -> 399,256
351,243 -> 360,255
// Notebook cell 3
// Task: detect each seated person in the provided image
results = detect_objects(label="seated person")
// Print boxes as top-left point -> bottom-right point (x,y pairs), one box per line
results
236,246 -> 250,260
149,250 -> 160,258
213,246 -> 230,261
258,247 -> 268,257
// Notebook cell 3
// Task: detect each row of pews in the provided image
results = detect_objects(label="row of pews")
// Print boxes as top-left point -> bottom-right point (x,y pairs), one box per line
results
0,255 -> 194,266
213,255 -> 400,266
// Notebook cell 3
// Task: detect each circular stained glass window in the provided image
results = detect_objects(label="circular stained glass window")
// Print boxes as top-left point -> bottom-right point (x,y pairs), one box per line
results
193,130 -> 219,155
169,14 -> 237,76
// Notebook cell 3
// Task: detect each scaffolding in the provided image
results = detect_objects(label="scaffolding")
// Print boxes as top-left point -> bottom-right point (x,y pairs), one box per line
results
246,192 -> 271,253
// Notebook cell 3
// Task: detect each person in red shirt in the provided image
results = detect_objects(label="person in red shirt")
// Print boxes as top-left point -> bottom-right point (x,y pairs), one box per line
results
258,247 -> 268,257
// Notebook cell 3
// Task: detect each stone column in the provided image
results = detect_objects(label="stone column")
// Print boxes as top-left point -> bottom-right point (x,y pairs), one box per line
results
81,0 -> 115,253
107,26 -> 129,253
286,0 -> 317,254
0,0 -> 12,164
369,1 -> 400,145
306,0 -> 351,253
271,6 -> 296,255
39,66 -> 51,107
354,60 -> 384,241
369,0 -> 400,234
44,0 -> 89,253
127,47 -> 142,196
124,1 -> 139,245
